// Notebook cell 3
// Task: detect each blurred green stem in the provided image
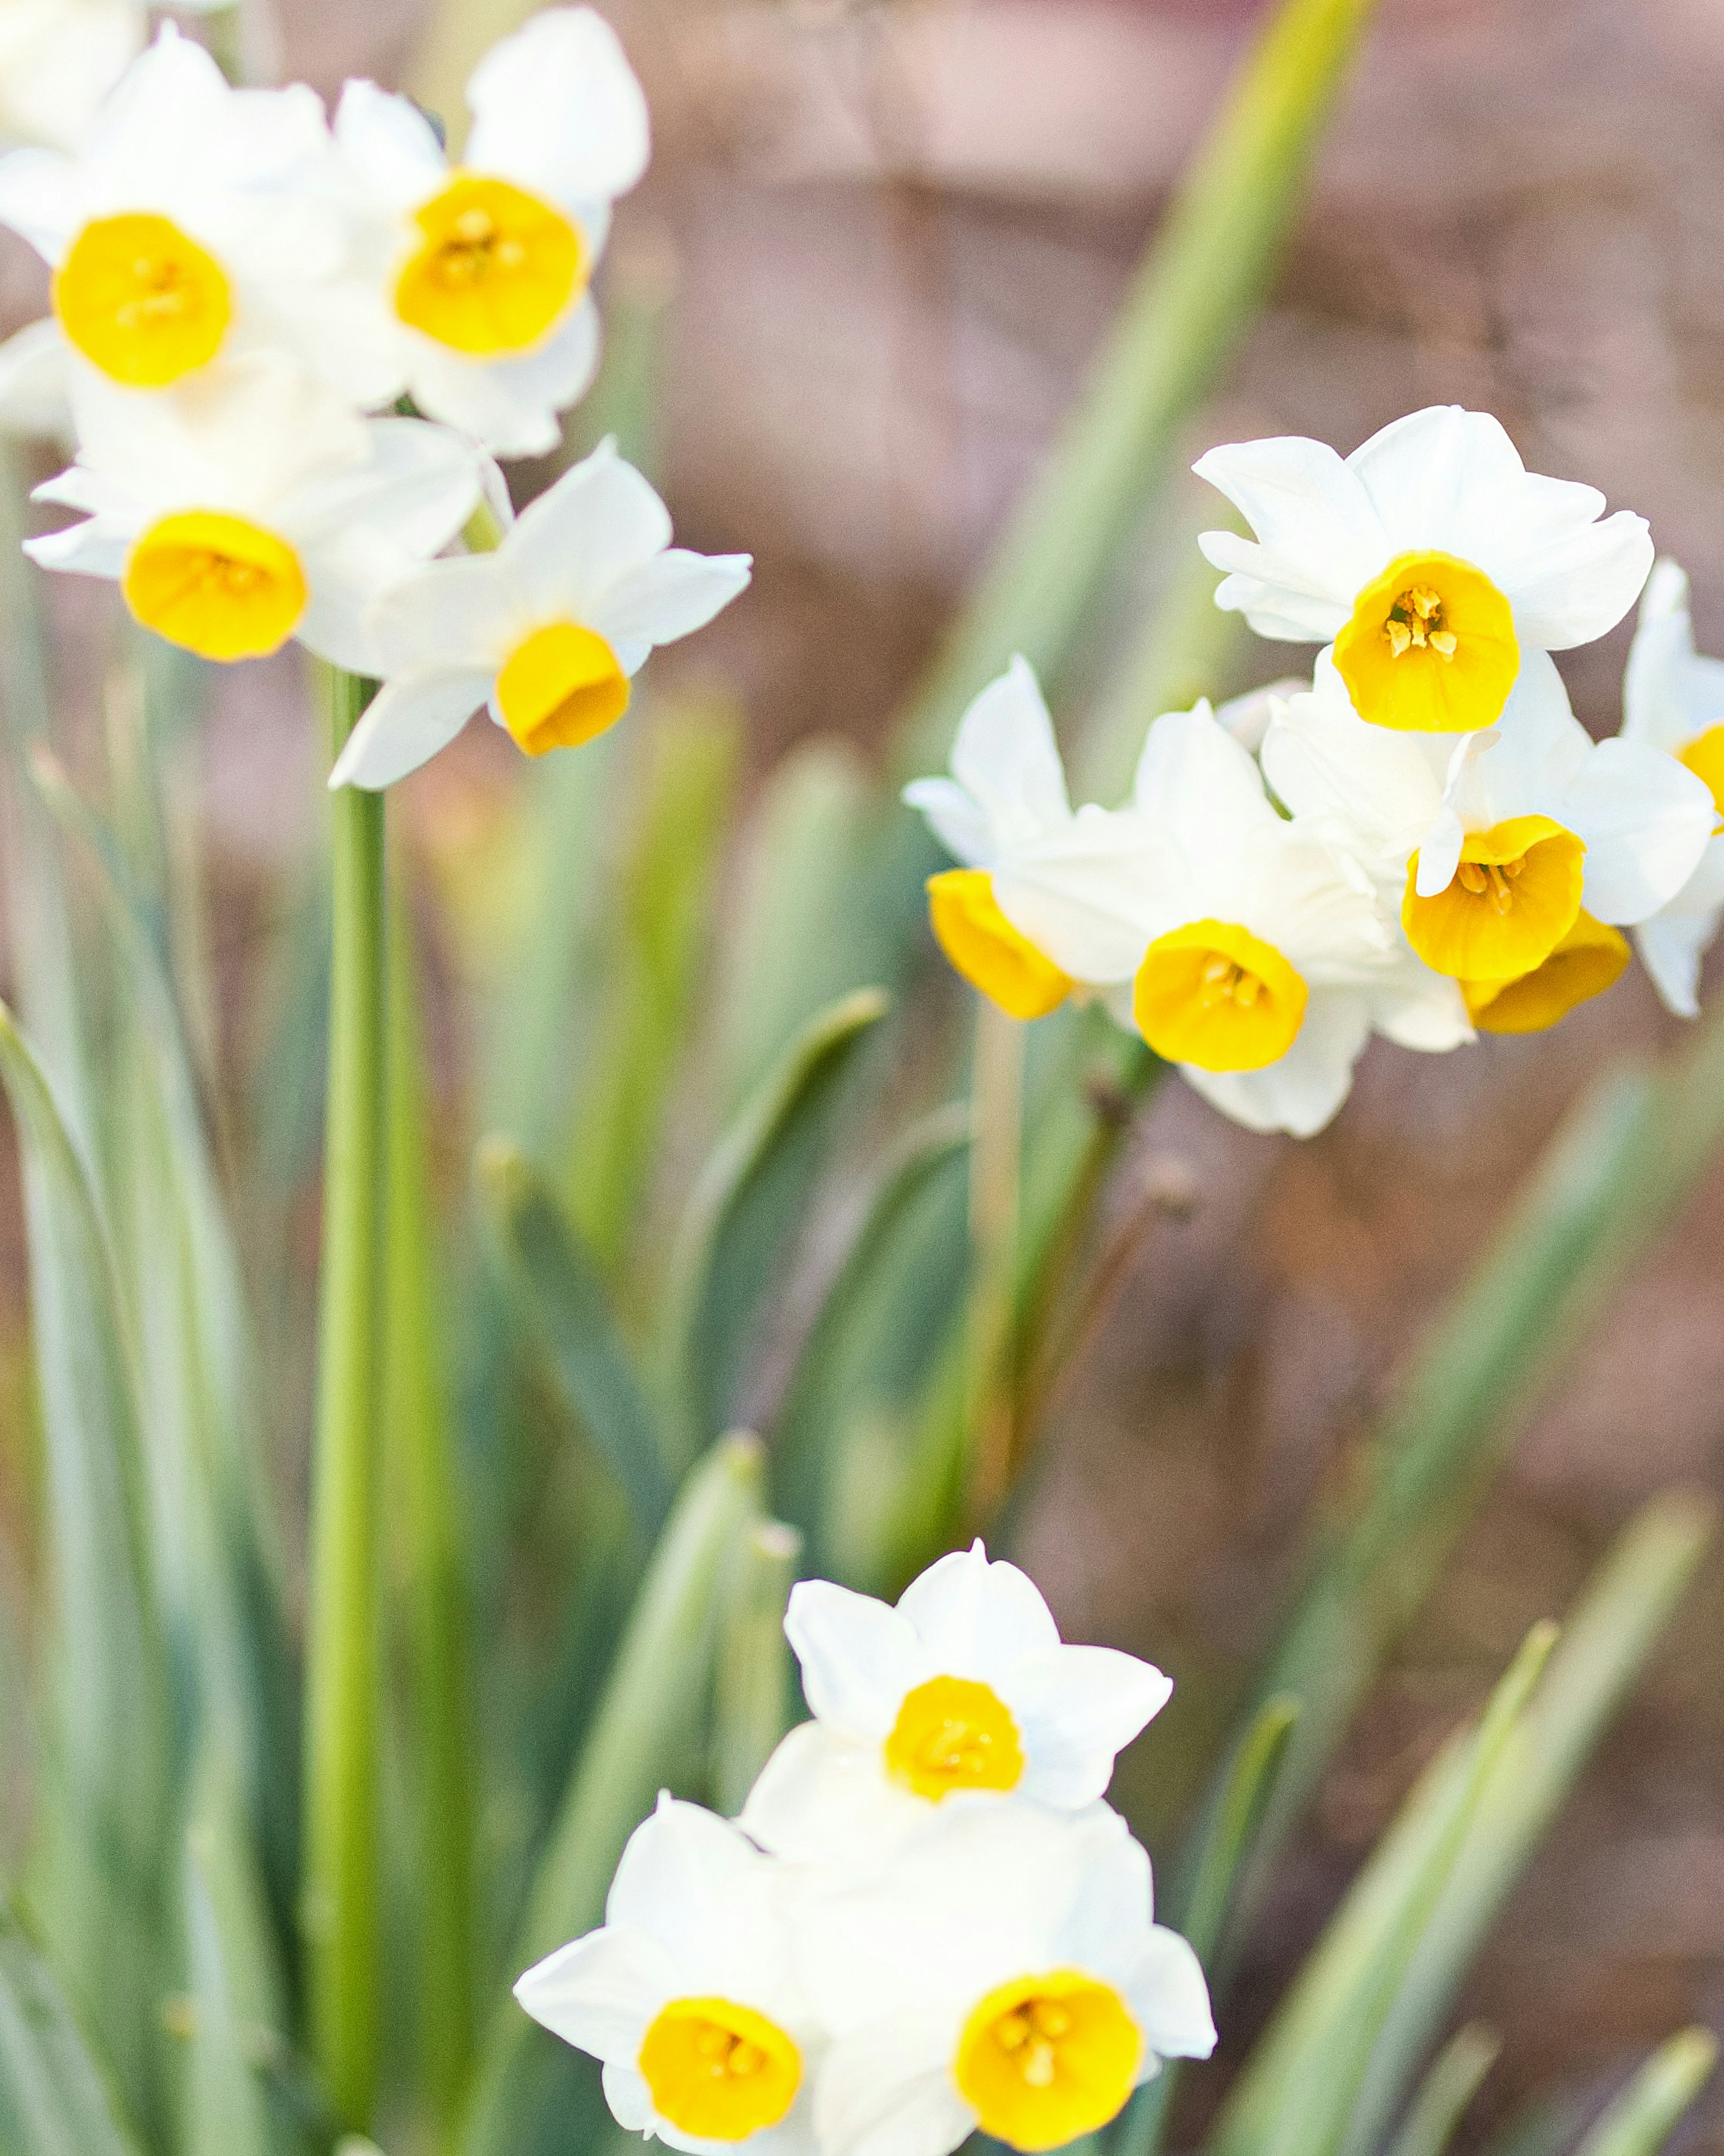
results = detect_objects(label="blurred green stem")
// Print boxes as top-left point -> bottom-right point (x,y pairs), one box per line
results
303,670 -> 387,2131
966,997 -> 1024,1525
387,883 -> 476,2139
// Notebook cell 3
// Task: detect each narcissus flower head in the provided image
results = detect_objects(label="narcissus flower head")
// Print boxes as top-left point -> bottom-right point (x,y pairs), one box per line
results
1195,406 -> 1653,735
741,1541 -> 1170,1865
334,6 -> 650,455
26,354 -> 483,669
516,1797 -> 818,2156
798,1801 -> 1214,2156
0,24 -> 392,409
1619,557 -> 1724,1017
329,437 -> 749,790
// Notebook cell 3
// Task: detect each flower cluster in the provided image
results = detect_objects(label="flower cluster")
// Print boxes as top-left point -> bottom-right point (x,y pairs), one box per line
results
5,11 -> 750,784
907,408 -> 1724,1134
515,1544 -> 1215,2156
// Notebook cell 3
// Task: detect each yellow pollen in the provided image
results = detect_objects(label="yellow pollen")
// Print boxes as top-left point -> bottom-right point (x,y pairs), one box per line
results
1402,815 -> 1585,981
1462,911 -> 1629,1034
121,511 -> 307,663
638,1998 -> 800,2140
53,212 -> 231,388
925,869 -> 1073,1021
885,1674 -> 1025,1799
1333,550 -> 1519,732
1133,920 -> 1306,1071
494,620 -> 631,758
395,171 -> 586,356
955,1972 -> 1143,2152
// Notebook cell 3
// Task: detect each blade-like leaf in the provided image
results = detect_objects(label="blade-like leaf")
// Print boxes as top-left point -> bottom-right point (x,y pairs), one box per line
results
660,988 -> 890,1452
181,1834 -> 272,2156
1571,2031 -> 1718,2156
0,1899 -> 145,2156
712,1519 -> 802,1817
1384,2027 -> 1501,2156
480,1136 -> 680,1539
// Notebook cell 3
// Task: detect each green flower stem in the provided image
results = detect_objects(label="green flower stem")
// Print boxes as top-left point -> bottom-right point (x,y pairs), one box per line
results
965,996 -> 1025,1526
303,669 -> 388,2132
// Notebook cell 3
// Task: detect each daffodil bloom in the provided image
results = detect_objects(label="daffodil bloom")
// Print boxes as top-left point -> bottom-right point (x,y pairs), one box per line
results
799,1801 -> 1214,2156
0,25 -> 393,413
741,1542 -> 1170,1865
1195,406 -> 1653,734
516,1797 -> 818,2155
1262,648 -> 1714,1030
1618,557 -> 1724,1016
328,438 -> 749,790
333,7 -> 649,456
902,658 -> 1159,1021
26,354 -> 483,669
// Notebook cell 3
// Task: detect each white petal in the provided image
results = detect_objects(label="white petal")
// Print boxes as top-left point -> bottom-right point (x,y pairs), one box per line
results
1368,964 -> 1474,1052
328,670 -> 493,790
366,555 -> 513,675
945,657 -> 1072,850
993,804 -> 1162,983
602,2061 -> 656,2132
0,317 -> 69,441
0,145 -> 79,262
783,1580 -> 920,1741
1182,988 -> 1370,1137
334,77 -> 445,211
23,514 -> 126,578
896,1544 -> 1061,1679
466,7 -> 651,208
1131,702 -> 1275,851
1635,912 -> 1710,1019
514,1928 -> 665,2063
1559,740 -> 1714,924
587,548 -> 752,655
814,2020 -> 971,2156
1123,1927 -> 1216,2064
509,440 -> 673,620
1192,434 -> 1386,627
286,414 -> 481,562
901,776 -> 992,868
1497,512 -> 1654,649
1622,556 -> 1695,749
1008,1647 -> 1173,1810
403,335 -> 566,460
740,1723 -> 925,1866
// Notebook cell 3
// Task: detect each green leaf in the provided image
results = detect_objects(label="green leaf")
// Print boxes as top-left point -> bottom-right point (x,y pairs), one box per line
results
0,1898 -> 145,2156
1570,2031 -> 1718,2156
660,987 -> 891,1452
479,1136 -> 680,1539
712,1518 -> 802,1817
459,1432 -> 766,2156
565,698 -> 741,1281
181,1827 -> 273,2156
0,1004 -> 172,2134
1383,2026 -> 1501,2156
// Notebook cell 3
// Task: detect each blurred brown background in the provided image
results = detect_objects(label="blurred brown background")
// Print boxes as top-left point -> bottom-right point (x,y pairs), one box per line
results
10,0 -> 1724,2146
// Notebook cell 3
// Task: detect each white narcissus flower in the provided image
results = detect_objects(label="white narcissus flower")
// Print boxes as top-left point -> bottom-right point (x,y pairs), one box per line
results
1620,557 -> 1724,1017
1195,406 -> 1653,736
26,354 -> 483,671
516,1797 -> 818,2156
334,7 -> 650,456
798,1801 -> 1214,2156
0,24 -> 394,416
1262,647 -> 1714,1032
902,658 -> 1156,1022
329,438 -> 749,790
741,1542 -> 1170,1866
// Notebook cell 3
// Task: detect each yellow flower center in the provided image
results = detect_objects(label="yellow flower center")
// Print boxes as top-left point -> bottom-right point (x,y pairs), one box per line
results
494,621 -> 631,756
1402,814 -> 1585,980
637,1997 -> 800,2142
1132,919 -> 1306,1071
925,869 -> 1073,1021
394,172 -> 586,357
53,212 -> 232,388
1462,910 -> 1628,1034
121,511 -> 307,662
1333,550 -> 1520,732
955,1971 -> 1142,2153
1679,722 -> 1724,819
884,1674 -> 1025,1799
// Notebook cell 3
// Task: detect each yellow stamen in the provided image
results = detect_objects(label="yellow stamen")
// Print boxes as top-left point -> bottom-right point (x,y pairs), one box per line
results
1132,919 -> 1306,1071
494,620 -> 631,756
884,1674 -> 1025,1800
394,171 -> 585,357
54,212 -> 231,388
925,869 -> 1073,1021
638,1998 -> 800,2140
955,1971 -> 1142,2152
1333,550 -> 1520,732
121,511 -> 307,662
1462,911 -> 1629,1034
1402,815 -> 1585,980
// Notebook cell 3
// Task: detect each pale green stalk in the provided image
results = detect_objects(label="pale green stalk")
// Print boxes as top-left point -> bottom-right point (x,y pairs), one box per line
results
302,670 -> 388,2131
1570,2031 -> 1718,2156
1382,2026 -> 1501,2156
966,997 -> 1025,1524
